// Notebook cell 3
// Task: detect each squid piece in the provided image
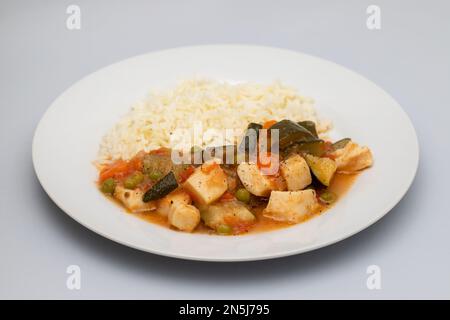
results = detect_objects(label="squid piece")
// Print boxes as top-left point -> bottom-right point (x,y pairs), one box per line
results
183,159 -> 228,205
201,201 -> 256,233
331,141 -> 373,173
156,189 -> 192,217
280,154 -> 312,191
168,203 -> 201,232
114,186 -> 157,213
237,162 -> 286,197
263,190 -> 319,223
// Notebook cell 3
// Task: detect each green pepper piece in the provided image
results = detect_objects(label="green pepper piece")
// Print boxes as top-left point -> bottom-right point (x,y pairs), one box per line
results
143,172 -> 178,202
331,138 -> 351,151
297,121 -> 319,138
270,120 -> 318,150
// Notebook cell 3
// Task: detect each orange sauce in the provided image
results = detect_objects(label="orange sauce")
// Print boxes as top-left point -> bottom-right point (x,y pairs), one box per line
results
328,172 -> 358,196
246,173 -> 358,234
118,172 -> 359,235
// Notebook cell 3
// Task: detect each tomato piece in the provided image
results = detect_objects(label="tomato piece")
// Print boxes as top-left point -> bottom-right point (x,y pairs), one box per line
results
262,120 -> 277,129
179,165 -> 195,182
128,156 -> 142,172
99,160 -> 127,182
99,156 -> 142,183
150,147 -> 171,156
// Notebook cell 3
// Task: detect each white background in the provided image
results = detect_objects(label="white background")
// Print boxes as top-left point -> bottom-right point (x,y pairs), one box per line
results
1,0 -> 449,299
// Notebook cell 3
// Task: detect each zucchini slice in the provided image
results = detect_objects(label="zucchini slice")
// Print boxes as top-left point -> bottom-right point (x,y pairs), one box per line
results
143,172 -> 178,202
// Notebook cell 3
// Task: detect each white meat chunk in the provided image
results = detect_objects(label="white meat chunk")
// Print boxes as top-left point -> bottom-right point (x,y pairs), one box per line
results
263,190 -> 319,223
237,162 -> 286,197
114,186 -> 156,213
168,203 -> 200,232
201,201 -> 256,231
183,159 -> 228,205
280,154 -> 312,191
331,141 -> 373,173
156,189 -> 191,217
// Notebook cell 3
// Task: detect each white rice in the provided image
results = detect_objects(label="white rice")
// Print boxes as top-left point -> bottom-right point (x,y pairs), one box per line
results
98,78 -> 329,163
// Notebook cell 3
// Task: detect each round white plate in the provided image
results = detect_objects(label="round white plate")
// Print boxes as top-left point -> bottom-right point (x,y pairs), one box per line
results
33,45 -> 419,262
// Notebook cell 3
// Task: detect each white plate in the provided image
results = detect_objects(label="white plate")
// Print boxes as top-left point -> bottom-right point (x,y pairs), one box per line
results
32,45 -> 419,262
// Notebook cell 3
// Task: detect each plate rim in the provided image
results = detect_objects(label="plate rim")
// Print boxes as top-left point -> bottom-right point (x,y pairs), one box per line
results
32,44 -> 420,262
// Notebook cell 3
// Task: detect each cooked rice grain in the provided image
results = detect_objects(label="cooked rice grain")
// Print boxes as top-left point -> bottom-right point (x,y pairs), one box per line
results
98,79 -> 329,163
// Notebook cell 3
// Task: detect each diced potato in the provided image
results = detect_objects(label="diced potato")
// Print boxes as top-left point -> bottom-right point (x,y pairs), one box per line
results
280,154 -> 312,191
263,190 -> 319,223
237,162 -> 286,197
201,201 -> 256,231
114,186 -> 156,213
156,189 -> 191,217
168,203 -> 200,232
183,159 -> 228,205
331,141 -> 373,173
305,154 -> 337,186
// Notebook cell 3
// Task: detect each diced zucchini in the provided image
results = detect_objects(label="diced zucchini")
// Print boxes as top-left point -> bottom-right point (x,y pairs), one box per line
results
305,154 -> 337,186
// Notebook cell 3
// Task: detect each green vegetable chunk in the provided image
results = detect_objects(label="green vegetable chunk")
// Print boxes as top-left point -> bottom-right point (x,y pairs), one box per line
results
285,140 -> 327,157
217,224 -> 232,235
235,188 -> 251,203
305,154 -> 337,187
143,171 -> 178,202
319,190 -> 338,205
247,122 -> 263,132
101,178 -> 116,194
331,138 -> 351,151
236,122 -> 262,161
270,120 -> 318,150
148,171 -> 162,181
297,121 -> 319,138
124,171 -> 144,189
